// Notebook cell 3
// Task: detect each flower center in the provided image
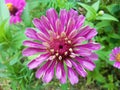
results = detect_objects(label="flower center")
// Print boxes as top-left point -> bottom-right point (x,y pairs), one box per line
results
6,3 -> 18,16
116,53 -> 120,62
59,45 -> 63,49
47,32 -> 74,61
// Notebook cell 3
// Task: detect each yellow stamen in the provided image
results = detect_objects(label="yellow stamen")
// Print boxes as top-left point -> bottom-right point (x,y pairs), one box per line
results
55,53 -> 59,56
58,56 -> 62,60
116,53 -> 120,62
61,32 -> 66,37
6,3 -> 13,11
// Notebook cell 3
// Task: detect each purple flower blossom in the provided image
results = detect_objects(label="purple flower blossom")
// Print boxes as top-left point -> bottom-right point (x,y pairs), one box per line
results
5,0 -> 26,24
22,8 -> 101,85
109,47 -> 120,69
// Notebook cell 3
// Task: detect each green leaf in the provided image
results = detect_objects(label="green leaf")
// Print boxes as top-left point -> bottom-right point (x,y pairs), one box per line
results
9,56 -> 19,65
92,0 -> 100,12
22,3 -> 31,26
27,1 -> 41,10
107,4 -> 120,15
109,33 -> 120,39
95,21 -> 111,30
0,20 -> 9,43
9,52 -> 21,65
0,63 -> 6,69
78,2 -> 97,20
96,13 -> 118,21
12,30 -> 27,49
0,0 -> 10,23
0,73 -> 8,77
85,21 -> 94,27
61,83 -> 68,90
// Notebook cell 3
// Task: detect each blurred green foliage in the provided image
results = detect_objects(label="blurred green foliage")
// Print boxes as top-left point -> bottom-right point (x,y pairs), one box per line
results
0,0 -> 120,90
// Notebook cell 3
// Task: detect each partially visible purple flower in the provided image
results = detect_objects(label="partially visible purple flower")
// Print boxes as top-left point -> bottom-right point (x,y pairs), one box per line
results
109,47 -> 120,69
5,0 -> 26,24
22,8 -> 101,85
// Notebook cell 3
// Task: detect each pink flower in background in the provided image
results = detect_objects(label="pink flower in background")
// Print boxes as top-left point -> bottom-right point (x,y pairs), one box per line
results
110,47 -> 120,69
5,0 -> 26,24
22,8 -> 101,85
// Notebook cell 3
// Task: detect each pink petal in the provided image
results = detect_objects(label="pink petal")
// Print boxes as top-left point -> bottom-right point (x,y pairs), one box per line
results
76,43 -> 101,50
72,37 -> 86,45
23,40 -> 46,49
88,53 -> 98,61
76,57 -> 95,71
84,28 -> 97,40
33,18 -> 49,36
64,59 -> 72,68
22,47 -> 46,56
75,15 -> 85,29
40,15 -> 51,30
68,9 -> 78,20
55,19 -> 64,35
109,53 -> 115,61
75,26 -> 97,39
74,48 -> 92,56
114,62 -> 120,69
112,47 -> 119,55
46,8 -> 58,32
25,28 -> 39,40
42,61 -> 56,83
56,62 -> 62,79
60,62 -> 66,84
60,9 -> 68,27
36,33 -> 49,42
68,29 -> 78,39
36,60 -> 51,79
28,53 -> 50,69
68,67 -> 79,85
71,60 -> 87,77
65,18 -> 75,35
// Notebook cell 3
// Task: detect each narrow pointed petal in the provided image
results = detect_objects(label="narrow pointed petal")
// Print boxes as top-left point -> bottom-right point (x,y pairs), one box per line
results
109,53 -> 115,61
22,48 -> 46,56
68,67 -> 79,85
36,33 -> 49,42
46,8 -> 58,31
55,19 -> 63,34
33,18 -> 49,36
42,61 -> 56,83
28,53 -> 50,69
66,18 -> 75,35
64,59 -> 72,68
74,48 -> 92,56
72,37 -> 86,45
75,15 -> 85,29
25,28 -> 39,40
23,40 -> 46,49
112,47 -> 119,55
60,9 -> 68,26
56,62 -> 62,79
77,43 -> 101,50
75,26 -> 97,40
40,16 -> 51,30
76,57 -> 95,71
114,62 -> 120,69
84,28 -> 97,39
68,9 -> 78,20
36,60 -> 51,79
71,60 -> 87,77
88,53 -> 98,61
60,62 -> 66,84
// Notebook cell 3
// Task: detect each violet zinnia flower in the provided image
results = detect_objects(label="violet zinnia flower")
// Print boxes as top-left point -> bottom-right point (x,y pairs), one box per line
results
110,47 -> 120,69
22,8 -> 101,85
5,0 -> 26,24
